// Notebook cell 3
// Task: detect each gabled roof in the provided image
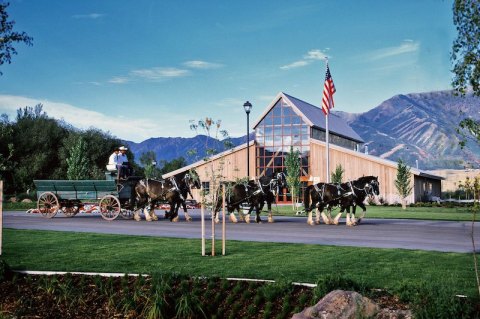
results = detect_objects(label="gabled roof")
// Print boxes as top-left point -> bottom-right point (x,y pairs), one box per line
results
253,92 -> 364,143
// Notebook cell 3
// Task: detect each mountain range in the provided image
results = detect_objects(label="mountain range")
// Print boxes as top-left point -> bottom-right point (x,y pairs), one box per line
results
125,90 -> 480,170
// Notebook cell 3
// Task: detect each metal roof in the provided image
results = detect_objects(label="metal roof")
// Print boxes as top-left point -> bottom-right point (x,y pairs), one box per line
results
282,93 -> 364,143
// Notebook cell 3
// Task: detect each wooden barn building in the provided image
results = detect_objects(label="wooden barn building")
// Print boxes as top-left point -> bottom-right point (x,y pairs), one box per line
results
164,92 -> 442,204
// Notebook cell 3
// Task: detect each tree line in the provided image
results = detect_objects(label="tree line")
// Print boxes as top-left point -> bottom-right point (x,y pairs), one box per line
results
0,105 -> 185,196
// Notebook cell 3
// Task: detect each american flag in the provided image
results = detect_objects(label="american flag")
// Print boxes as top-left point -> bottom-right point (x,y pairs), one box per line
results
321,64 -> 336,115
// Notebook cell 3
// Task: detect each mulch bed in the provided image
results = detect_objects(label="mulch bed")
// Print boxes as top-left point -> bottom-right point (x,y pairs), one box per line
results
0,272 -> 410,319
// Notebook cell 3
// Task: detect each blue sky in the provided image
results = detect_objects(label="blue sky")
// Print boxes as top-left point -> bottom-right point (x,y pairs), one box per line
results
0,0 -> 455,142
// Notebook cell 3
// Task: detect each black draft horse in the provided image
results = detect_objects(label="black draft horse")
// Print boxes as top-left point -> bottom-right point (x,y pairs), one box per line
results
213,171 -> 288,223
248,172 -> 287,223
304,181 -> 353,225
134,171 -> 199,222
335,176 -> 380,226
303,176 -> 380,226
213,180 -> 264,223
164,171 -> 201,222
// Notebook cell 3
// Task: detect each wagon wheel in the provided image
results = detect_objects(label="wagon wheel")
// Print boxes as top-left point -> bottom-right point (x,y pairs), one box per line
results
62,206 -> 79,217
37,192 -> 59,218
120,209 -> 133,219
99,195 -> 121,221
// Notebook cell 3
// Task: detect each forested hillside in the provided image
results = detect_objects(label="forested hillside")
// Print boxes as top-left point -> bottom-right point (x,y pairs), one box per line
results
0,105 -> 127,195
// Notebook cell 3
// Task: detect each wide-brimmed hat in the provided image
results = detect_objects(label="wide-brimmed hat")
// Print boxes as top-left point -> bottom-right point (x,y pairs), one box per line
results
119,146 -> 128,151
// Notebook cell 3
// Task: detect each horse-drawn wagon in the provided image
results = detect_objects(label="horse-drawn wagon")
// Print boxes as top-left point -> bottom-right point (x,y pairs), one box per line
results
33,174 -> 141,221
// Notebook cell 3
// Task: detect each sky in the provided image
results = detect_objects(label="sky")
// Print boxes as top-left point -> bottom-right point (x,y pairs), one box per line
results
0,0 -> 456,142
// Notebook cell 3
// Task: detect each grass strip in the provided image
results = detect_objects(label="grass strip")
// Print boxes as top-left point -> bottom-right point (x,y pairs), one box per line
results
2,228 -> 478,297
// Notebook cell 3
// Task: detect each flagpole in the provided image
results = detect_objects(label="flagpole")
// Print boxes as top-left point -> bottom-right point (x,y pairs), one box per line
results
326,111 -> 330,183
325,59 -> 330,183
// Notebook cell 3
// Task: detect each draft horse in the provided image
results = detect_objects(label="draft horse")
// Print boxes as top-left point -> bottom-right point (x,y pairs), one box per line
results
213,171 -> 288,223
212,180 -> 264,223
134,171 -> 200,222
247,172 -> 287,223
334,176 -> 380,226
164,171 -> 201,222
303,176 -> 380,226
304,181 -> 353,225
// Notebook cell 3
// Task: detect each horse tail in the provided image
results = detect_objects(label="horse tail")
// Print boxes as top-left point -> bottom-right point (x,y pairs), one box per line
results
304,186 -> 311,212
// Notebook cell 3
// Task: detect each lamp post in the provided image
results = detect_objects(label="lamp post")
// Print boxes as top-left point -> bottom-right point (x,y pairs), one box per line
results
243,101 -> 252,178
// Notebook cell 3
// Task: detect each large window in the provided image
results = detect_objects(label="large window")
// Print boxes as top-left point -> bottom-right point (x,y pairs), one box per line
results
255,98 -> 309,180
311,127 -> 358,150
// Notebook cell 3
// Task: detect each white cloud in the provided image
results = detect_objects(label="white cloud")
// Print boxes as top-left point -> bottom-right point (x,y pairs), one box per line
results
280,60 -> 309,70
72,13 -> 105,19
304,49 -> 328,60
280,48 -> 329,70
183,60 -> 224,69
108,76 -> 129,84
130,67 -> 190,80
367,40 -> 420,61
0,94 -> 191,142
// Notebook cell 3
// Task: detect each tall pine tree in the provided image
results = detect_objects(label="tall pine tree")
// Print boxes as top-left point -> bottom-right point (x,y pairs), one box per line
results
66,137 -> 90,180
394,159 -> 412,210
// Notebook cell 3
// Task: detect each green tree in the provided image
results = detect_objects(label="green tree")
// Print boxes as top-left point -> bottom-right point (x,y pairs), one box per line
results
284,146 -> 301,211
66,137 -> 89,180
452,1 -> 480,152
451,0 -> 480,96
0,2 -> 33,75
331,164 -> 345,184
12,105 -> 68,192
159,157 -> 187,175
394,159 -> 412,210
139,151 -> 160,178
0,114 -> 14,181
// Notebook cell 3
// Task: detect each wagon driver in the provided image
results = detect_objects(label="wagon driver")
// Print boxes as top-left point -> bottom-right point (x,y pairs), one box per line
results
117,146 -> 133,178
107,146 -> 132,179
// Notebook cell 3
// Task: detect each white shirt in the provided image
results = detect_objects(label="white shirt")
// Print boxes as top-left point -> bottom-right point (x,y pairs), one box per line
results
108,152 -> 119,165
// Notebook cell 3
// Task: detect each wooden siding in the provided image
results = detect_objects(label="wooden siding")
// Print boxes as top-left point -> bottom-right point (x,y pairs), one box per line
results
188,144 -> 255,201
309,139 -> 415,204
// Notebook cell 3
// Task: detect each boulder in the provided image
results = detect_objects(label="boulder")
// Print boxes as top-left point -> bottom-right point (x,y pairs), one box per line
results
21,198 -> 33,203
9,197 -> 17,203
292,290 -> 380,319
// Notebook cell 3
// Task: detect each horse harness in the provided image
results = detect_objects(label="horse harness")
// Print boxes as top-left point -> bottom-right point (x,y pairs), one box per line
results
313,181 -> 355,206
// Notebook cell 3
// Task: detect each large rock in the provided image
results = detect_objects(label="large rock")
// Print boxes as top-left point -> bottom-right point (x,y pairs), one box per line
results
292,290 -> 380,319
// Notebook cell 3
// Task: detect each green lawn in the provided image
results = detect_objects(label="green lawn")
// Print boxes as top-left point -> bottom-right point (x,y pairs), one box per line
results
271,204 -> 478,221
2,228 -> 478,297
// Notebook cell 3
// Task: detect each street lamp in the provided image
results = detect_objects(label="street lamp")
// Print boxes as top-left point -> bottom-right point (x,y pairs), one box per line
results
243,101 -> 252,178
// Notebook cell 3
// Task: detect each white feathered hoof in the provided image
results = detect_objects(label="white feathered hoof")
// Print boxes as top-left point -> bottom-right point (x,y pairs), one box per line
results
150,212 -> 158,221
267,213 -> 274,223
333,213 -> 342,225
244,214 -> 251,223
185,214 -> 193,222
321,212 -> 331,225
134,212 -> 142,221
172,216 -> 179,222
229,213 -> 238,223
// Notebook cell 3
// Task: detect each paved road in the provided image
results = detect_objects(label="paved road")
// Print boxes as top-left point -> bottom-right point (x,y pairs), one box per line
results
3,210 -> 480,253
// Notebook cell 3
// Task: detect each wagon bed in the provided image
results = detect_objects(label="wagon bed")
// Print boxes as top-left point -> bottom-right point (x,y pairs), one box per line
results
33,178 -> 139,220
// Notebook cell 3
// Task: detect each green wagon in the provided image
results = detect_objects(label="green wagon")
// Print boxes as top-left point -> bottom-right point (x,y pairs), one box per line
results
33,177 -> 140,221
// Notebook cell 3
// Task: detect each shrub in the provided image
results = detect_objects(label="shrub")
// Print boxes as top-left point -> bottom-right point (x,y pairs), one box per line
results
313,274 -> 369,301
0,260 -> 12,282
